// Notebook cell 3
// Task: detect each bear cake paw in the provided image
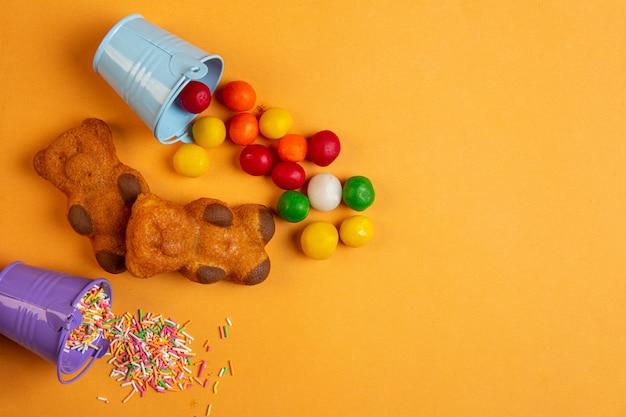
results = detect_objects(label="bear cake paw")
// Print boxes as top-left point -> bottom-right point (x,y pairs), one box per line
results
33,118 -> 150,273
125,193 -> 275,285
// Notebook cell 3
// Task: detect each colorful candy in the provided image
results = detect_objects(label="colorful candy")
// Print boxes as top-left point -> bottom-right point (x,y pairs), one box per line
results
172,143 -> 211,177
239,144 -> 274,176
300,221 -> 339,260
307,173 -> 342,212
259,108 -> 292,140
339,215 -> 374,247
192,116 -> 226,148
228,112 -> 259,146
221,80 -> 256,112
342,176 -> 375,211
277,134 -> 308,162
178,81 -> 212,114
271,161 -> 306,190
276,190 -> 310,222
307,130 -> 341,167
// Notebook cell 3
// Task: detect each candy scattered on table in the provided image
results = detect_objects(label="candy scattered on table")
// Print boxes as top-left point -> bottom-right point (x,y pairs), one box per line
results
258,107 -> 293,140
169,76 -> 377,257
276,190 -> 310,222
172,143 -> 211,177
307,130 -> 341,167
192,116 -> 226,148
300,221 -> 339,260
221,80 -> 256,112
277,134 -> 308,162
239,144 -> 274,176
342,175 -> 375,211
271,161 -> 306,190
307,173 -> 343,212
339,215 -> 375,248
228,112 -> 259,146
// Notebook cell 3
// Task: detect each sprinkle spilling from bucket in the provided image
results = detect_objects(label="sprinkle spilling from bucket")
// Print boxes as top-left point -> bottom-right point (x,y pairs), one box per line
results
65,289 -> 237,406
64,285 -> 115,353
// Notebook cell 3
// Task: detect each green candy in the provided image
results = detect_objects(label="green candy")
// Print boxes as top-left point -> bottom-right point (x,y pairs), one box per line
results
276,190 -> 310,222
342,176 -> 375,211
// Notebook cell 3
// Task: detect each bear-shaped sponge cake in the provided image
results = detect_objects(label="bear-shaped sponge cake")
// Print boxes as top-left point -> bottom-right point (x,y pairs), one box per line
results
125,193 -> 275,285
33,118 -> 150,274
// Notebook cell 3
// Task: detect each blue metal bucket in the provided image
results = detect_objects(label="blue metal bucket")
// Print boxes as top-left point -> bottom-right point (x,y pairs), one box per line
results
93,14 -> 224,144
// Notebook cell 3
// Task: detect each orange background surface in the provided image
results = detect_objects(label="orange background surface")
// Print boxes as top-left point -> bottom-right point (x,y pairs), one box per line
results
2,1 -> 626,416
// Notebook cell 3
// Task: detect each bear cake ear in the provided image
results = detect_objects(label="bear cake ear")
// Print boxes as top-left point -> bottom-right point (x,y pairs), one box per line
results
33,118 -> 150,274
203,203 -> 234,228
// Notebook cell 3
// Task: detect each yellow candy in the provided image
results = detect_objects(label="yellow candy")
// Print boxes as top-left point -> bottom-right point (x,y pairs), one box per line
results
300,221 -> 338,260
192,116 -> 226,148
259,108 -> 292,140
339,215 -> 374,247
173,144 -> 210,177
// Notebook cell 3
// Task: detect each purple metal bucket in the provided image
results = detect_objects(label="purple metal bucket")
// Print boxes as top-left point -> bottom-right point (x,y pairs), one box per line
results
0,261 -> 112,383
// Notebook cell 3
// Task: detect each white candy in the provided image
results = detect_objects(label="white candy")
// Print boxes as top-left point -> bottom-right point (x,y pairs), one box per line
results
307,173 -> 342,212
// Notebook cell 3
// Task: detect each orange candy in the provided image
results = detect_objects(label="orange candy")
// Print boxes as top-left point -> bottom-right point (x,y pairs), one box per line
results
222,80 -> 256,112
277,134 -> 308,162
228,112 -> 259,146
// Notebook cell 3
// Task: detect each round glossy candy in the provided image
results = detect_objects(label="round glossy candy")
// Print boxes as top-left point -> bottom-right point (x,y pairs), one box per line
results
239,144 -> 274,176
259,108 -> 292,140
229,112 -> 259,146
300,221 -> 338,260
222,80 -> 256,112
271,161 -> 306,190
276,190 -> 310,222
307,173 -> 342,212
342,176 -> 375,211
277,134 -> 308,162
308,130 -> 340,166
178,81 -> 212,114
173,144 -> 210,177
192,116 -> 226,148
339,215 -> 374,247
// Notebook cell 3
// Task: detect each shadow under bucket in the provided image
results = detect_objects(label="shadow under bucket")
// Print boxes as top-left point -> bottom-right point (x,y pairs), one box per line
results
93,14 -> 224,144
0,262 -> 112,383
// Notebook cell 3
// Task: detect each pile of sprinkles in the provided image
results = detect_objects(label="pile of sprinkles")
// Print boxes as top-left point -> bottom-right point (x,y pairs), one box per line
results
65,289 -> 236,412
106,311 -> 199,401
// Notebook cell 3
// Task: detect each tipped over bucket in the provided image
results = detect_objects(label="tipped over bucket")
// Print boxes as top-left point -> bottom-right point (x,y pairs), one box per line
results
93,13 -> 224,144
0,261 -> 112,383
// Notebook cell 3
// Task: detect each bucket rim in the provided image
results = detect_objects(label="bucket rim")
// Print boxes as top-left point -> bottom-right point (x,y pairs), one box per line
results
93,13 -> 144,73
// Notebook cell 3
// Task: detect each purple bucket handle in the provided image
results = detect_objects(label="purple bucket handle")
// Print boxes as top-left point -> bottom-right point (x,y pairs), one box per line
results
58,337 -> 110,384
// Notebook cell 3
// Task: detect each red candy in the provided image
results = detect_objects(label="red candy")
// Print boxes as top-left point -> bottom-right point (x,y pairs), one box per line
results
271,161 -> 306,190
178,81 -> 211,114
239,144 -> 274,176
308,130 -> 341,167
